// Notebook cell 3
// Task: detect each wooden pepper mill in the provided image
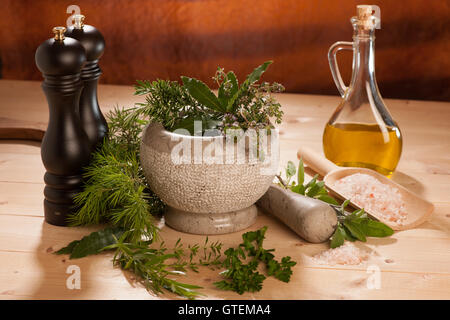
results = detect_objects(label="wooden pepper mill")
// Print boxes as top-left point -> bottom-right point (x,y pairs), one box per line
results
65,14 -> 108,151
35,27 -> 91,226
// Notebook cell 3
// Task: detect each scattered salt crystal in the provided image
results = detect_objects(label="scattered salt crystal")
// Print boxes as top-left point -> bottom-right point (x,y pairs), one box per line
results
313,242 -> 369,266
333,173 -> 407,225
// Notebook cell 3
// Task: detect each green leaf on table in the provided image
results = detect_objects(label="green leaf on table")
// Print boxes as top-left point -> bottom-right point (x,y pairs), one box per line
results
341,225 -> 357,242
55,227 -> 125,259
55,239 -> 80,255
357,219 -> 394,237
330,227 -> 345,248
181,76 -> 225,112
343,220 -> 367,242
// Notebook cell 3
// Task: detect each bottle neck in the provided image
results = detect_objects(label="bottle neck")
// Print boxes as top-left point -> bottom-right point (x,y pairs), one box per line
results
350,33 -> 377,89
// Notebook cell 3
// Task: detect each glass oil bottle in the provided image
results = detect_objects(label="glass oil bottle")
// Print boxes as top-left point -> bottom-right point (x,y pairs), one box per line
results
323,5 -> 402,177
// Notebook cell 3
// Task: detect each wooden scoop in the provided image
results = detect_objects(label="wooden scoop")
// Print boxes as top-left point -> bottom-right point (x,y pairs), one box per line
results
297,146 -> 434,231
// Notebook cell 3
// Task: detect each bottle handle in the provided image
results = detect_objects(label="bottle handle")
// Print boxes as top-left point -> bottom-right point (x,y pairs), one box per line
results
328,41 -> 354,97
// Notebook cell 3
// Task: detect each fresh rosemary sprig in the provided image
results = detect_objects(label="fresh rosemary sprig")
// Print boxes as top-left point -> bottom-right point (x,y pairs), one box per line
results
279,160 -> 394,248
134,79 -> 212,133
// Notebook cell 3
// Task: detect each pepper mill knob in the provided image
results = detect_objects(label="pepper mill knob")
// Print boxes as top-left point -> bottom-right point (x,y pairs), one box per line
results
35,27 -> 91,226
53,26 -> 66,41
73,14 -> 85,29
65,14 -> 108,151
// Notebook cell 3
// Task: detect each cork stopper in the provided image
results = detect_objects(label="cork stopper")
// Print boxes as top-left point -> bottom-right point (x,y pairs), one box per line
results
73,14 -> 85,29
53,27 -> 66,41
356,5 -> 379,29
357,5 -> 373,20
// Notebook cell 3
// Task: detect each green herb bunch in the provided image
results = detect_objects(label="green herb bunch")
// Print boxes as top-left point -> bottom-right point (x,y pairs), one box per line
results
330,201 -> 394,248
56,225 -> 293,299
134,79 -> 213,134
279,158 -> 339,205
56,228 -> 223,299
279,160 -> 394,248
134,61 -> 284,135
214,226 -> 296,294
68,107 -> 165,243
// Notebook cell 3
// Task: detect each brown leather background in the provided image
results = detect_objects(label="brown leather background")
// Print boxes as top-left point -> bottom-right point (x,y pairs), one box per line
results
1,0 -> 449,101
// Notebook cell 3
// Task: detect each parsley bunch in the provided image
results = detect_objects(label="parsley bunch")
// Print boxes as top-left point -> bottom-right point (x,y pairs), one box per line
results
214,226 -> 296,294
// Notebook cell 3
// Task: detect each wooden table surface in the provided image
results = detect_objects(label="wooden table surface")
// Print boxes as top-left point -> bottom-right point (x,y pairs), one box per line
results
0,79 -> 449,300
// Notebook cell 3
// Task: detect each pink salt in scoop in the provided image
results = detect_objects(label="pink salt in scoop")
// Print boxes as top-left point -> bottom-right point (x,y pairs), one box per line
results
297,147 -> 434,231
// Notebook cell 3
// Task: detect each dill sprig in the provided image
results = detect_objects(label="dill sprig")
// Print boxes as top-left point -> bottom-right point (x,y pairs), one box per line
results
68,107 -> 165,243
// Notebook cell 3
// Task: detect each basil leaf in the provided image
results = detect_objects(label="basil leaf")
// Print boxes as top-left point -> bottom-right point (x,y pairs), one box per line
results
290,184 -> 305,195
357,219 -> 394,237
343,220 -> 366,242
330,227 -> 345,248
181,76 -> 225,112
305,174 -> 318,188
316,194 -> 339,205
343,228 -> 357,242
306,180 -> 324,197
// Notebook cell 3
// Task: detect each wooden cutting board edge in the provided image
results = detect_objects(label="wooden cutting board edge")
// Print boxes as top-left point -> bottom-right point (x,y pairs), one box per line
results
0,117 -> 45,142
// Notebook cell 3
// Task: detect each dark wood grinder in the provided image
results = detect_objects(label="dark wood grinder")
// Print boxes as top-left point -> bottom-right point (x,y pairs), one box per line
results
65,14 -> 108,151
35,27 -> 91,226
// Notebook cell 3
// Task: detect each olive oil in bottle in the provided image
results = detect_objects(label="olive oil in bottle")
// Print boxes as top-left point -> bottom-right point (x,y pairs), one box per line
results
323,123 -> 402,176
323,5 -> 403,177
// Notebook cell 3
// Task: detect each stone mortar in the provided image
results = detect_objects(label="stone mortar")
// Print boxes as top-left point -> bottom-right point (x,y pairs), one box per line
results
140,122 -> 279,234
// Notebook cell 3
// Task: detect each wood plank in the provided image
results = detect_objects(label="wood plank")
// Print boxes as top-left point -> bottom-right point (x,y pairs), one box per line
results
0,182 -> 44,217
1,248 -> 449,300
0,152 -> 44,184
